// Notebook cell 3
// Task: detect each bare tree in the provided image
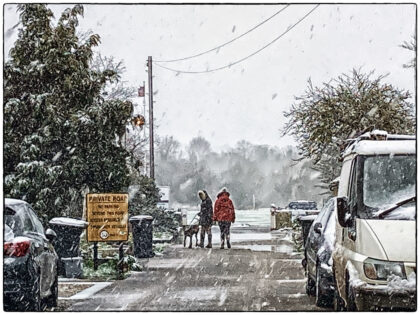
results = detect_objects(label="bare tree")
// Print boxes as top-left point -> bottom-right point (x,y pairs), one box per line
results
401,37 -> 416,69
157,136 -> 181,161
188,136 -> 211,162
91,53 -> 137,100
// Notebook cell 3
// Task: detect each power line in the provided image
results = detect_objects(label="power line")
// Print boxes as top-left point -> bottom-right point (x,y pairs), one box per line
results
153,5 -> 320,75
154,5 -> 290,63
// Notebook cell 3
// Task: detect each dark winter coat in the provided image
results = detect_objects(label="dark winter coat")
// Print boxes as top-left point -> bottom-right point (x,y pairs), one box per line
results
213,191 -> 235,222
199,191 -> 213,226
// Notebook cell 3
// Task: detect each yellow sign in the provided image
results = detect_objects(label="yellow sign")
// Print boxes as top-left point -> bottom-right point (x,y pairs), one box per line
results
86,193 -> 128,242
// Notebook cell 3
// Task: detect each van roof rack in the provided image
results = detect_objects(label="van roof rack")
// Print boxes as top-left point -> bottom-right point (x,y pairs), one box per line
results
341,130 -> 415,156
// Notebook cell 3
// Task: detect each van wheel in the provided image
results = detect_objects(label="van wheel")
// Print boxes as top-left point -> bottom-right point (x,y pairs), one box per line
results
346,279 -> 358,311
333,289 -> 346,311
332,271 -> 345,311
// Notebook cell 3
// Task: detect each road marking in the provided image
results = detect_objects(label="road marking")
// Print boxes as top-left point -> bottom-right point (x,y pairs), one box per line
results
59,282 -> 112,300
276,279 -> 306,283
279,293 -> 307,298
58,281 -> 103,285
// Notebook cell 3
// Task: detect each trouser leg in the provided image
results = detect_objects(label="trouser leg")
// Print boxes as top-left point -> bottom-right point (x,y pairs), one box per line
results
226,222 -> 231,248
219,223 -> 225,241
205,226 -> 212,248
199,227 -> 205,248
219,222 -> 226,248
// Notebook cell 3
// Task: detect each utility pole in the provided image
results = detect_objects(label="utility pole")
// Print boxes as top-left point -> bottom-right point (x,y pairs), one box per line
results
147,56 -> 155,179
142,80 -> 147,177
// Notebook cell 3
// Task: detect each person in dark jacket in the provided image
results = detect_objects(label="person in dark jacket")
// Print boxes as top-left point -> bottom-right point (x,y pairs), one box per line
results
198,190 -> 213,248
213,187 -> 235,249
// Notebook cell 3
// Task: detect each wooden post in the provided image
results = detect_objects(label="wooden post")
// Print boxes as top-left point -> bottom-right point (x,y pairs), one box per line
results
147,56 -> 155,179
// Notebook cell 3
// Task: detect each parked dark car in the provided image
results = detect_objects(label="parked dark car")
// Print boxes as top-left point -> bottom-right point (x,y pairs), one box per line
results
302,198 -> 336,307
297,214 -> 318,247
4,198 -> 59,311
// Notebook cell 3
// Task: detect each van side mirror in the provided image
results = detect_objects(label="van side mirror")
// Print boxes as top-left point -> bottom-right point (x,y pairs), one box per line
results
45,228 -> 57,242
337,197 -> 351,227
314,222 -> 322,234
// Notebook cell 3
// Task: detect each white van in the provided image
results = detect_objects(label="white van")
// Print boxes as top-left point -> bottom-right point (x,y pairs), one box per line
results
332,131 -> 416,311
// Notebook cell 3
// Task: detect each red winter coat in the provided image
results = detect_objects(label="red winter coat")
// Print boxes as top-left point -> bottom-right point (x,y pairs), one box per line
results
213,192 -> 235,222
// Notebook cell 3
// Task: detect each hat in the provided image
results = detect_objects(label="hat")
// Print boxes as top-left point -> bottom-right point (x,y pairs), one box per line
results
198,190 -> 206,200
219,187 -> 228,194
217,187 -> 230,197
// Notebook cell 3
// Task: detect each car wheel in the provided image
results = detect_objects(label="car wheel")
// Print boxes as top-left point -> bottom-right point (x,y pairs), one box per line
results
45,272 -> 58,308
305,264 -> 316,296
26,275 -> 41,311
315,263 -> 333,307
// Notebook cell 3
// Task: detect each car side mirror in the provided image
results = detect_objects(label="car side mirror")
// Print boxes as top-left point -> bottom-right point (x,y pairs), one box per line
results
45,228 -> 57,242
337,197 -> 351,227
314,222 -> 322,234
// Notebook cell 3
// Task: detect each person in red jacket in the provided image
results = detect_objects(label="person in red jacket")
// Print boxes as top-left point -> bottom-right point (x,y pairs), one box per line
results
213,187 -> 235,249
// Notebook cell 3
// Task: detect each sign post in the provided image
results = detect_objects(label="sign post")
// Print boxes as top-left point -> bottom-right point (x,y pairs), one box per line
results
86,193 -> 129,273
93,242 -> 98,271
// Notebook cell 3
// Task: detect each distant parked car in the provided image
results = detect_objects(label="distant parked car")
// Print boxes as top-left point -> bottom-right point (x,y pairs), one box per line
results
4,198 -> 58,311
287,200 -> 319,222
303,198 -> 336,307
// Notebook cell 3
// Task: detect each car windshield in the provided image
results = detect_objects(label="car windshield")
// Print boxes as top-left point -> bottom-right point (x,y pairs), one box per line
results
362,155 -> 416,220
4,224 -> 14,242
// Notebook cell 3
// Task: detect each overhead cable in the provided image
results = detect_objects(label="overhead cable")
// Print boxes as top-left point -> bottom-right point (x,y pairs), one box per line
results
154,5 -> 290,63
154,5 -> 320,74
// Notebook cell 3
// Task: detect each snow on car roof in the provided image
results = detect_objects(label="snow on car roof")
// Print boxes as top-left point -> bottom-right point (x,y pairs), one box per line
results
130,215 -> 154,221
343,139 -> 415,157
293,200 -> 315,203
5,198 -> 28,206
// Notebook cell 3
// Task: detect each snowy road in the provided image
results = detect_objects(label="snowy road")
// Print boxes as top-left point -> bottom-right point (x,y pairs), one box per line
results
67,224 -> 327,311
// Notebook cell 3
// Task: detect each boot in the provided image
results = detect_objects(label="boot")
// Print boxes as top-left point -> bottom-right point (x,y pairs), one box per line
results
226,235 -> 231,248
206,234 -> 212,248
220,241 -> 224,249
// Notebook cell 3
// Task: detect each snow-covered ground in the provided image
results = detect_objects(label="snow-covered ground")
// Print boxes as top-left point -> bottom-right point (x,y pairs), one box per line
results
187,208 -> 271,227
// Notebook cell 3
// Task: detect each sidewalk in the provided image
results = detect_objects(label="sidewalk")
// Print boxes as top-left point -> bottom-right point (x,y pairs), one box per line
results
67,226 -> 325,311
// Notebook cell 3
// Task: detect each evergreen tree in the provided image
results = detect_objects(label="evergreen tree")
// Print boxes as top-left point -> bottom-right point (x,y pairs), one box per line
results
4,4 -> 133,222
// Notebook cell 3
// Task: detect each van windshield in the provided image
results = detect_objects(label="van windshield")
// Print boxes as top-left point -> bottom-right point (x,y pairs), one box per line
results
362,155 -> 416,220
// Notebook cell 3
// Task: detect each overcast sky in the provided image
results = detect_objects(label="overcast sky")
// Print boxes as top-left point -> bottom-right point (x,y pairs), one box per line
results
4,3 -> 416,151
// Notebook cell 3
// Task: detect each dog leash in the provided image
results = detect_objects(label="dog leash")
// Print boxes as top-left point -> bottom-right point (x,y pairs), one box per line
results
187,212 -> 199,229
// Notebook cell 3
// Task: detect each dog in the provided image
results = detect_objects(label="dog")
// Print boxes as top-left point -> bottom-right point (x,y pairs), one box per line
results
183,225 -> 200,248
